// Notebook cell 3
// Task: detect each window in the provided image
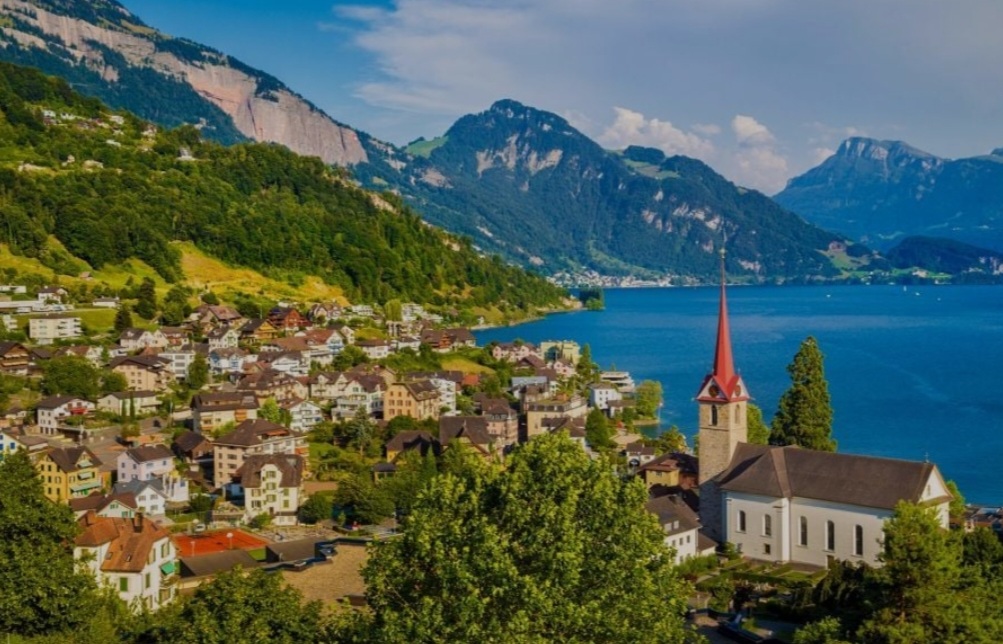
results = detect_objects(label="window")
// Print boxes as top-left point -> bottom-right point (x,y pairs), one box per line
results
854,525 -> 864,556
737,510 -> 746,533
119,577 -> 129,592
799,516 -> 808,546
711,405 -> 719,426
763,514 -> 772,537
144,573 -> 150,591
764,543 -> 771,555
826,520 -> 835,551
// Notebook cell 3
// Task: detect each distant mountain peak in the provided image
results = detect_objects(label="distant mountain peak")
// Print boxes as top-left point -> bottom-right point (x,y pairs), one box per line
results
836,137 -> 940,163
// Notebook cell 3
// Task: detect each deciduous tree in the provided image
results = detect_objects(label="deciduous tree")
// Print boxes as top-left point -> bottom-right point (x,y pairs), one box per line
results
635,379 -> 663,418
41,355 -> 100,399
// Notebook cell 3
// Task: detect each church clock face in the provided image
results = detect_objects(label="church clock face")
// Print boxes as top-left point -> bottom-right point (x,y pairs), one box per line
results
734,384 -> 742,396
708,384 -> 720,397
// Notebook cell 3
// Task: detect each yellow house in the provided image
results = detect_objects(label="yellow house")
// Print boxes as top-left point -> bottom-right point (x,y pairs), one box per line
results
384,380 -> 440,421
108,355 -> 175,392
36,446 -> 105,503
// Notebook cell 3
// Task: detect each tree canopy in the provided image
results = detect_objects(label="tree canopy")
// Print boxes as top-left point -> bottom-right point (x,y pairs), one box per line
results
356,432 -> 693,642
769,336 -> 836,451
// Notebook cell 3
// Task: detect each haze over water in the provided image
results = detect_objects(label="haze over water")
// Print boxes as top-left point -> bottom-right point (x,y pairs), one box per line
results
476,285 -> 1003,505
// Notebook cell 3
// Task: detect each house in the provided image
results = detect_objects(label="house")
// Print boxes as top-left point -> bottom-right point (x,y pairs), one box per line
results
111,479 -> 170,516
281,398 -> 324,432
0,341 -> 30,375
109,355 -> 174,392
550,358 -> 576,380
525,395 -> 588,439
208,348 -> 249,376
37,286 -> 67,303
29,314 -> 81,344
237,369 -> 308,402
172,430 -> 213,467
308,371 -> 352,401
307,302 -> 342,323
36,446 -> 104,502
395,336 -> 421,352
159,327 -> 191,348
232,454 -> 305,526
384,380 -> 441,421
439,416 -> 495,459
646,495 -> 703,564
385,430 -> 440,462
74,512 -> 177,610
637,452 -> 699,490
624,441 -> 657,468
357,338 -> 392,360
53,344 -> 104,367
491,341 -> 540,363
213,419 -> 304,488
267,307 -> 308,334
207,326 -> 240,351
192,305 -> 244,332
116,444 -> 173,483
97,391 -> 161,416
239,318 -> 281,345
118,328 -> 168,351
69,492 -> 139,519
589,382 -> 623,412
190,391 -> 259,433
298,327 -> 345,364
256,350 -> 308,377
159,344 -> 203,380
480,398 -> 520,449
419,327 -> 476,352
179,550 -> 258,581
35,396 -> 95,435
330,374 -> 385,419
91,297 -> 120,309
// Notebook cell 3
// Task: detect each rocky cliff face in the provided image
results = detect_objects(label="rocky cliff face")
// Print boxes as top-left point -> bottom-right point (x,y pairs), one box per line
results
0,0 -> 366,165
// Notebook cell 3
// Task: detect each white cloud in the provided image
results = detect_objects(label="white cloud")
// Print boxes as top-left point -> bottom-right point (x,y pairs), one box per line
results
692,123 -> 722,136
732,115 -> 775,146
812,147 -> 836,165
729,115 -> 789,193
597,107 -> 715,159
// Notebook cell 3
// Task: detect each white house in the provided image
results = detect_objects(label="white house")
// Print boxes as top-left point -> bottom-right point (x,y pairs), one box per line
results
427,376 -> 457,414
74,512 -> 177,611
118,328 -> 168,351
159,345 -> 200,380
115,444 -> 188,505
717,444 -> 951,567
112,479 -> 169,516
647,495 -> 702,564
357,339 -> 392,360
281,398 -> 324,432
35,396 -> 95,435
207,327 -> 240,351
588,382 -> 623,412
97,391 -> 161,416
29,315 -> 81,344
232,454 -> 305,526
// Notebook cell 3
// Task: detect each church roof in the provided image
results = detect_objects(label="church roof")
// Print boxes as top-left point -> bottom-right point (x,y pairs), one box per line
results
717,443 -> 946,510
696,251 -> 749,403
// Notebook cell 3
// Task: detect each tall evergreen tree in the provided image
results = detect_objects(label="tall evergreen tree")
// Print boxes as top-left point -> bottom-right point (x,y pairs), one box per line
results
134,277 -> 158,320
747,403 -> 771,445
113,303 -> 133,333
187,352 -> 209,390
769,336 -> 836,451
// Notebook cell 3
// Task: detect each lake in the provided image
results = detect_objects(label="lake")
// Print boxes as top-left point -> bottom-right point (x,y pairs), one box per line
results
475,285 -> 1003,505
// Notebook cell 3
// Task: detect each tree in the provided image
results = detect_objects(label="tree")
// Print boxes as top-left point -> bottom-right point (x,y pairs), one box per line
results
150,568 -> 325,643
858,502 -> 961,642
794,617 -> 852,644
384,298 -> 403,322
134,277 -> 158,320
945,479 -> 965,521
331,345 -> 368,371
747,403 -> 770,445
358,432 -> 692,642
298,492 -> 333,525
113,304 -> 133,333
41,355 -> 101,399
344,406 -> 376,454
333,473 -> 394,524
188,352 -> 209,390
575,343 -> 600,387
0,451 -> 101,636
585,406 -> 615,450
100,370 -> 128,395
643,426 -> 687,453
259,397 -> 291,426
634,379 -> 663,418
769,336 -> 836,451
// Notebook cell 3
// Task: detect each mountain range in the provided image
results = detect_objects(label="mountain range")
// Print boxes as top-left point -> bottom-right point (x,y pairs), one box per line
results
3,0 -> 999,284
776,137 -> 1003,253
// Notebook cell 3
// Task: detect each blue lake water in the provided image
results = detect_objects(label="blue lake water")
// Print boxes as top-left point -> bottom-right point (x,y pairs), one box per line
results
476,285 -> 1003,505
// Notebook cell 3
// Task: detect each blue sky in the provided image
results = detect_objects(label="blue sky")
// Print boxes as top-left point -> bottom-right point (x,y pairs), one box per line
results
123,1 -> 1003,193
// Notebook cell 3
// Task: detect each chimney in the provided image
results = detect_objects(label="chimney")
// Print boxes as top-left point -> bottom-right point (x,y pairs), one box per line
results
135,512 -> 144,531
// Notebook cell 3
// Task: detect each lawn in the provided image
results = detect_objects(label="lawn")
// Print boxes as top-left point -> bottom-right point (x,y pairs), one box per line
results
441,355 -> 495,375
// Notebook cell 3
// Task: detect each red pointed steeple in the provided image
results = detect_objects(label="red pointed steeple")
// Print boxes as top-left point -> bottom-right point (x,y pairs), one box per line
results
697,249 -> 748,402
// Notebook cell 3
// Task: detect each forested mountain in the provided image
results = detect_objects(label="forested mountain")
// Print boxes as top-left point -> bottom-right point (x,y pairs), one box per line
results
0,0 -> 367,164
885,237 -> 1003,280
775,137 -> 1003,252
355,100 -> 852,282
0,62 -> 567,311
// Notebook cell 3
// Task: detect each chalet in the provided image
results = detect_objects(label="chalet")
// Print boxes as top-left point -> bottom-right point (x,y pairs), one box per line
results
419,327 -> 476,352
255,350 -> 308,377
74,512 -> 177,610
190,392 -> 259,433
333,325 -> 355,345
172,430 -> 213,467
239,319 -> 281,345
192,305 -> 244,332
491,341 -> 540,363
307,302 -> 342,323
116,444 -> 173,483
37,286 -> 67,303
0,341 -> 30,375
208,348 -> 248,376
638,452 -> 699,491
159,327 -> 191,348
213,419 -> 305,488
237,369 -> 308,402
53,344 -> 104,367
119,328 -> 168,351
624,441 -> 657,468
206,326 -> 240,351
308,371 -> 352,401
267,307 -> 308,334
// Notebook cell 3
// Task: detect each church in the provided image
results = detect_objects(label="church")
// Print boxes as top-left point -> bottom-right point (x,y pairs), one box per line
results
694,256 -> 951,567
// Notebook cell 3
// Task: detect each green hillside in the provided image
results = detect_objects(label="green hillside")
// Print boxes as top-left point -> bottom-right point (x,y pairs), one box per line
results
0,62 -> 567,312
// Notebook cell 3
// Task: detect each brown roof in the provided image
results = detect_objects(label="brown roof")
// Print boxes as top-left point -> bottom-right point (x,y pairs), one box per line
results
216,419 -> 295,447
180,550 -> 258,578
69,492 -> 138,514
385,430 -> 439,458
646,495 -> 701,536
439,416 -> 492,447
716,444 -> 943,510
191,392 -> 258,412
638,452 -> 698,476
124,444 -> 173,464
109,355 -> 170,370
36,395 -> 90,410
45,446 -> 102,473
75,512 -> 170,573
235,454 -> 305,488
173,430 -> 212,454
401,380 -> 439,401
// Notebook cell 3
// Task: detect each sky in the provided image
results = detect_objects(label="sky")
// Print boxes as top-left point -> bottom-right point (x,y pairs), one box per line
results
123,0 -> 1003,194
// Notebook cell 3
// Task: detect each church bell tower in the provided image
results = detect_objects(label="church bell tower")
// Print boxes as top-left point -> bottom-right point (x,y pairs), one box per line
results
697,250 -> 750,486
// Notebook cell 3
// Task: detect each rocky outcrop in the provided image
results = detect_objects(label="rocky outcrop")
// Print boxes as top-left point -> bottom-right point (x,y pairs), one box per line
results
0,0 -> 366,165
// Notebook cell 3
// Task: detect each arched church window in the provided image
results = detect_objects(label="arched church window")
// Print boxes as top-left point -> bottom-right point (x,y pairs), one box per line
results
711,405 -> 719,426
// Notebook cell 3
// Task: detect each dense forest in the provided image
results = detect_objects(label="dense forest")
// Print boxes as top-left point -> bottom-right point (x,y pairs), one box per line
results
0,62 -> 566,311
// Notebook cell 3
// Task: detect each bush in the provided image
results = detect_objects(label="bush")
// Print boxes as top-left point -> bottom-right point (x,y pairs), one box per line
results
248,513 -> 272,530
